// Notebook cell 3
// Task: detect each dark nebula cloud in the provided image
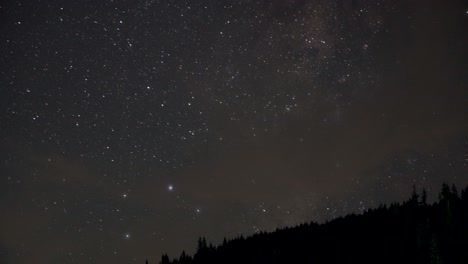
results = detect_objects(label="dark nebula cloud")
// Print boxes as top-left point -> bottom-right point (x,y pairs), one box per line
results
1,0 -> 467,263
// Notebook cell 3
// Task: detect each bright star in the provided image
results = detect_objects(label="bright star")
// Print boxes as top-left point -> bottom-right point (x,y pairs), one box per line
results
168,185 -> 173,191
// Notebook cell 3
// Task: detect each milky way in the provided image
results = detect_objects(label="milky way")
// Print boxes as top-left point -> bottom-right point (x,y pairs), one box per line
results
1,1 -> 467,263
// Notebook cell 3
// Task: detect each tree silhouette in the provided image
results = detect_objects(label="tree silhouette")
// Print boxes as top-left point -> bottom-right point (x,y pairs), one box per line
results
154,184 -> 468,264
421,188 -> 427,206
160,254 -> 170,264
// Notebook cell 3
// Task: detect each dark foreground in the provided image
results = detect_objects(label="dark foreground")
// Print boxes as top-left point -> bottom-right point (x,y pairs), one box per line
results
152,184 -> 468,264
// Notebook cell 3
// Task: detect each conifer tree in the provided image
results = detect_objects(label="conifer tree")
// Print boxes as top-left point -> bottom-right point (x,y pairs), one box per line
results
160,254 -> 170,264
421,188 -> 427,206
440,183 -> 451,201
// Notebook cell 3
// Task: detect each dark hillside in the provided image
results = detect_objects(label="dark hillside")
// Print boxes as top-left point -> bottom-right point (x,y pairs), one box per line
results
153,184 -> 468,264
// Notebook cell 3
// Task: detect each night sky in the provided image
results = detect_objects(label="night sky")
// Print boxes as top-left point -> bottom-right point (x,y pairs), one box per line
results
1,0 -> 468,263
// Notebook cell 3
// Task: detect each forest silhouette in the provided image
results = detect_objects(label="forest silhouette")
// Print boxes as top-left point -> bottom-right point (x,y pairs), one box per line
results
150,184 -> 467,264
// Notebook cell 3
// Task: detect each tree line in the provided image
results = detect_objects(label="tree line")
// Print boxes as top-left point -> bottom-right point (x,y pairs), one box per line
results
147,184 -> 468,264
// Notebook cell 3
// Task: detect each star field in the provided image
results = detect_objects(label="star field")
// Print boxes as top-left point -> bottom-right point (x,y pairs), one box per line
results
1,0 -> 468,263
